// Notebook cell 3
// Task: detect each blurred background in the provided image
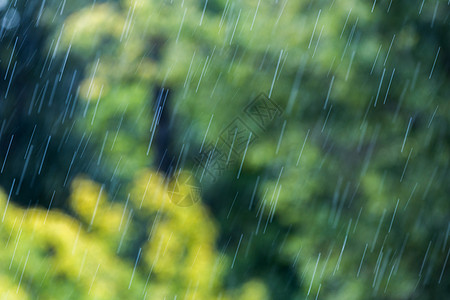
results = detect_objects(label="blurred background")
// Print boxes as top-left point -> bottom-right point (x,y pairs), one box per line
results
0,0 -> 449,299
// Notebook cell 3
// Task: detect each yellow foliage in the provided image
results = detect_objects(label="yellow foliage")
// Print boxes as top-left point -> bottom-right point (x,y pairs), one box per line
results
79,76 -> 109,102
132,169 -> 223,299
62,4 -> 125,52
70,177 -> 106,222
70,177 -> 126,247
238,280 -> 270,300
0,170 -> 267,299
0,274 -> 29,300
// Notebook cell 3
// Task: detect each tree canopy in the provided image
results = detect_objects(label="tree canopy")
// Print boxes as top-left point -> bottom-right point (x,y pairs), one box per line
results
0,0 -> 448,299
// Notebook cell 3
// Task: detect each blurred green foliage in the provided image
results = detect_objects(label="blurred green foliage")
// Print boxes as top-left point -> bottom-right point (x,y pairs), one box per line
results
0,0 -> 448,299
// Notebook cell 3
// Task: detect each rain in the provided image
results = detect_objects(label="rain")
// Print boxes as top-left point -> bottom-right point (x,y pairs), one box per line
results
0,0 -> 448,299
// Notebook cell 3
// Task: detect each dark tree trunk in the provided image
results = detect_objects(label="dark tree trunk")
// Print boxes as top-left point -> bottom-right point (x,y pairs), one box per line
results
153,86 -> 175,178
